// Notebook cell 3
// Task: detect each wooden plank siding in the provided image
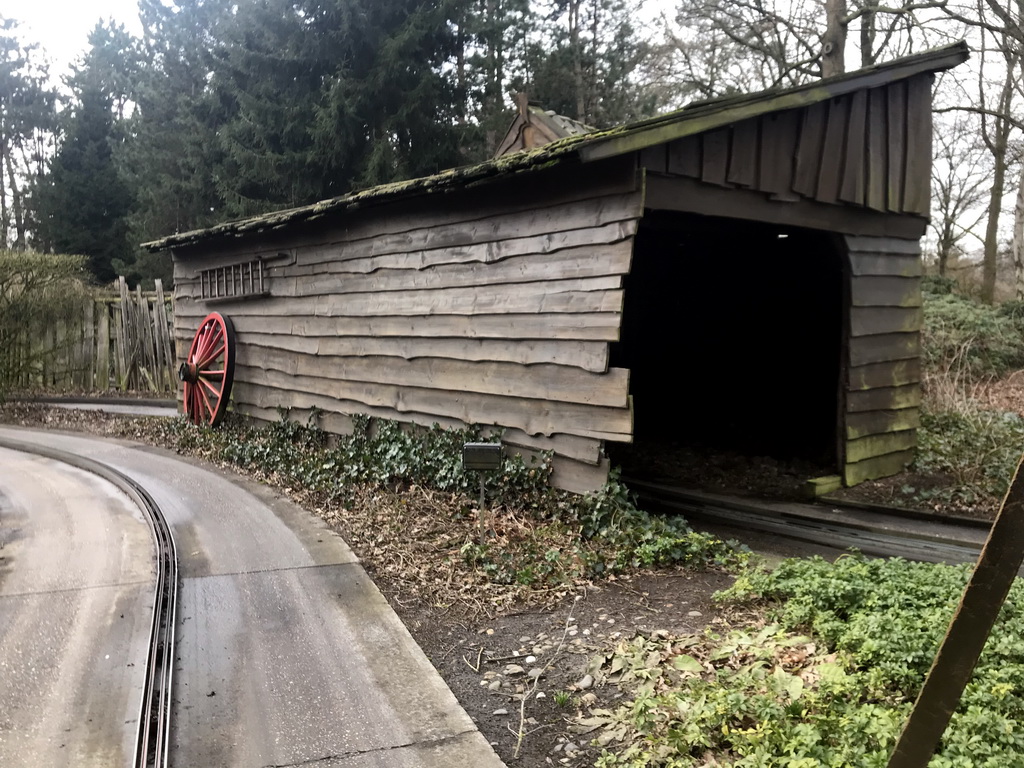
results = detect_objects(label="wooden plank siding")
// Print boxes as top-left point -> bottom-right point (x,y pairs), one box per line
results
842,234 -> 923,484
644,74 -> 934,221
172,158 -> 643,492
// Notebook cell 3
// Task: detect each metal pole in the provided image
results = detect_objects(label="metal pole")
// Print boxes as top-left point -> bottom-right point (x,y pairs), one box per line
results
478,474 -> 486,547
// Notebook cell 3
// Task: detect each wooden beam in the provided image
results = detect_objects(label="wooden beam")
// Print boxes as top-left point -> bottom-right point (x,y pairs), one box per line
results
645,174 -> 927,239
902,74 -> 934,216
846,429 -> 915,463
846,407 -> 921,440
850,306 -> 922,336
847,358 -> 921,390
726,119 -> 758,187
865,87 -> 889,212
849,332 -> 920,367
839,89 -> 868,206
701,129 -> 731,187
887,453 -> 1024,768
174,310 -> 623,342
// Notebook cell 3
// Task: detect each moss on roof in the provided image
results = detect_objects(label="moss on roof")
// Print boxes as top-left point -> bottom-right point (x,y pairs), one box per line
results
144,41 -> 968,253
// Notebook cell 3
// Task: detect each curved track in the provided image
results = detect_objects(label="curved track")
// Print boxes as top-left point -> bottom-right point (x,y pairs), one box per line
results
0,427 -> 504,768
0,439 -> 177,768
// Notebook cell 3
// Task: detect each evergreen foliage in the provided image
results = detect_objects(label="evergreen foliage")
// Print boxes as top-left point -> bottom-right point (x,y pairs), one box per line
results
528,0 -> 658,127
2,0 -> 665,266
37,82 -> 132,285
129,0 -> 232,244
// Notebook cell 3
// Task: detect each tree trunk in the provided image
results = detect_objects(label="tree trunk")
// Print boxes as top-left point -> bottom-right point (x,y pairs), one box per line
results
982,151 -> 1006,303
3,149 -> 25,251
860,2 -> 876,67
570,0 -> 584,120
1013,164 -> 1024,300
822,0 -> 847,77
0,126 -> 8,250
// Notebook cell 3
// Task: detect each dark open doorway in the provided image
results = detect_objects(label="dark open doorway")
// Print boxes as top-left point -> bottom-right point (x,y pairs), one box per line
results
610,210 -> 845,471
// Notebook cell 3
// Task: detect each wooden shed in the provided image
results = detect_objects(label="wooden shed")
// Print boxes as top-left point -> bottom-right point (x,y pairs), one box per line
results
147,42 -> 968,493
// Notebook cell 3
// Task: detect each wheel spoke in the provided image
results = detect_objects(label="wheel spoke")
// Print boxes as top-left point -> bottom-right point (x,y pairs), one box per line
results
184,383 -> 197,424
197,380 -> 215,421
191,328 -> 211,364
196,341 -> 226,369
195,326 -> 222,364
199,376 -> 222,398
191,387 -> 202,423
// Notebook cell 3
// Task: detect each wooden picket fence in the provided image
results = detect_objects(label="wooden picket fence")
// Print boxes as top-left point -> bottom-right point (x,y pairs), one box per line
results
4,277 -> 177,394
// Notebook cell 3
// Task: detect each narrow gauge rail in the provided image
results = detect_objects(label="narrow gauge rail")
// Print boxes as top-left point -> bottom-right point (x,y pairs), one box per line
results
626,477 -> 992,566
0,438 -> 177,768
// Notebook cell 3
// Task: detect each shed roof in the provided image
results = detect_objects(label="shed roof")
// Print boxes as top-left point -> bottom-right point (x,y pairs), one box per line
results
493,96 -> 595,157
144,41 -> 968,253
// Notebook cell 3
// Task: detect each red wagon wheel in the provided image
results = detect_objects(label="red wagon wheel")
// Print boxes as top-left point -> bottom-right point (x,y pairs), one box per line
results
179,312 -> 236,426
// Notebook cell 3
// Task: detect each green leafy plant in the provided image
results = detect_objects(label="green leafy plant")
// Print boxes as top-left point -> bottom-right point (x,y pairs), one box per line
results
588,555 -> 1024,767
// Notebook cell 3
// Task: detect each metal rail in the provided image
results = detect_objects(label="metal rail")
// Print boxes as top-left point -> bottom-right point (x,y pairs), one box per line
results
626,477 -> 992,566
125,474 -> 177,768
0,438 -> 177,768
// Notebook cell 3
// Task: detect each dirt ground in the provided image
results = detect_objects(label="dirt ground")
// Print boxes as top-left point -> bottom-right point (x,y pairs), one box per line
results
382,569 -> 736,766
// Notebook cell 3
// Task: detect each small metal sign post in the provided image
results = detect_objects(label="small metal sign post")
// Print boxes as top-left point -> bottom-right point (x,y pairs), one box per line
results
463,442 -> 503,546
887,453 -> 1024,768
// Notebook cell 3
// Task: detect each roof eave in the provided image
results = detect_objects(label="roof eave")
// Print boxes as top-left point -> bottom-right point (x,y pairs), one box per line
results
578,41 -> 969,163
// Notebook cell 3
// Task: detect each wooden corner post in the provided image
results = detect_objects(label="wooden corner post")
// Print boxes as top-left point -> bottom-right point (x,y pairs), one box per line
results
887,453 -> 1024,768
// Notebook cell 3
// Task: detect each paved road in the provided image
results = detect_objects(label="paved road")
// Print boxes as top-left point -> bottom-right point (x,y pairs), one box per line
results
0,428 -> 504,768
0,447 -> 155,767
51,402 -> 178,418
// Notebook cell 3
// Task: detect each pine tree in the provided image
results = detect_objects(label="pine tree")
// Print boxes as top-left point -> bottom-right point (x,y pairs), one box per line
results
457,0 -> 534,161
527,0 -> 659,127
38,82 -> 132,284
212,0 -> 466,212
213,0 -> 335,216
129,0 -> 232,244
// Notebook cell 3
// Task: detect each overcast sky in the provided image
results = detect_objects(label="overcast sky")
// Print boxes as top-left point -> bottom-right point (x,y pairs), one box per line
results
1,0 -> 143,81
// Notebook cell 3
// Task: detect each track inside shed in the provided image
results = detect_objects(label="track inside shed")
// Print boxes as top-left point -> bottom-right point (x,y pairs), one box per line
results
609,211 -> 844,493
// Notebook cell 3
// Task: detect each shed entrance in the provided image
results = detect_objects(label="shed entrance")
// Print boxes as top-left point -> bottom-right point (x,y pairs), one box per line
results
612,211 -> 845,469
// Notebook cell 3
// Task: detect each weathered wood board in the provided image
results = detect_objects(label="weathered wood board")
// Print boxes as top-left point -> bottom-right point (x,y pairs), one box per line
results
172,158 -> 644,491
648,74 -> 934,222
842,234 -> 924,484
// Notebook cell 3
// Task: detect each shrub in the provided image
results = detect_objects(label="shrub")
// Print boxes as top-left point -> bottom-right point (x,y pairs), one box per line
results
922,290 -> 1024,383
915,407 -> 1024,509
0,251 -> 89,397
